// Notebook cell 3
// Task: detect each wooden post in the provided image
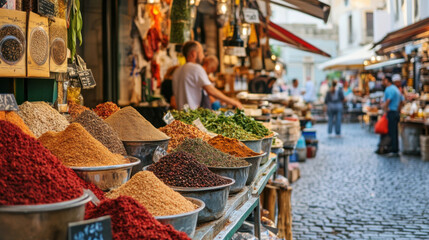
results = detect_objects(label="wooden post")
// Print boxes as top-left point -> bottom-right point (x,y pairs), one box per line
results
277,186 -> 293,240
263,185 -> 277,222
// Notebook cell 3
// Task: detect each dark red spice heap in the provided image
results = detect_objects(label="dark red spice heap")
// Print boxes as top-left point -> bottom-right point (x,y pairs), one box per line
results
78,178 -> 106,201
147,152 -> 229,187
85,196 -> 190,240
0,120 -> 83,205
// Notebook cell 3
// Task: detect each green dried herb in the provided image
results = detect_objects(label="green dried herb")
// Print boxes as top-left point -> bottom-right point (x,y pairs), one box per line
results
232,109 -> 272,138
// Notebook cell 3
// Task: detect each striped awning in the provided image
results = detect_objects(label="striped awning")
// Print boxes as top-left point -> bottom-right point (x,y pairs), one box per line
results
268,21 -> 331,57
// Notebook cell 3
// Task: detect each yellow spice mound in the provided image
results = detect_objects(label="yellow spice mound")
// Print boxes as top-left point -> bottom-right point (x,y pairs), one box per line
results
38,123 -> 126,167
106,171 -> 197,216
0,111 -> 36,138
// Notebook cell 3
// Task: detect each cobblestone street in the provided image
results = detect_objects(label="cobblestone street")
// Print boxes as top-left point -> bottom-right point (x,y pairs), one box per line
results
292,123 -> 429,239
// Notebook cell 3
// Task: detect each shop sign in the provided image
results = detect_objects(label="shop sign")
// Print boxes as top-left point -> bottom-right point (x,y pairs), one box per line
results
78,69 -> 96,89
163,111 -> 175,125
38,0 -> 55,18
0,94 -> 18,111
243,8 -> 259,23
68,216 -> 112,240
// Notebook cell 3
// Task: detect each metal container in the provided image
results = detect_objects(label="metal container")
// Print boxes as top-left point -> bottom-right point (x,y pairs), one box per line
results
243,152 -> 266,185
260,136 -> 274,165
0,193 -> 91,240
240,139 -> 263,153
208,164 -> 251,194
71,156 -> 141,191
123,138 -> 170,176
170,177 -> 235,223
155,197 -> 205,238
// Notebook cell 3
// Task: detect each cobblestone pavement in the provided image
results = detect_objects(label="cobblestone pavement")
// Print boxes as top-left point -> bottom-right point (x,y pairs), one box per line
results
292,123 -> 429,239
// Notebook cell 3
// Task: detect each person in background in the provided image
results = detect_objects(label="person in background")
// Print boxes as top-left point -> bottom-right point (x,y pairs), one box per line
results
289,78 -> 301,97
161,65 -> 179,109
303,78 -> 315,103
379,75 -> 402,157
325,81 -> 344,137
172,41 -> 242,110
201,56 -> 220,109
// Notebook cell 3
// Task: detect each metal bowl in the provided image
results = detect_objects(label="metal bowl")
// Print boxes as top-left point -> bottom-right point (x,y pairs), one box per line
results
71,156 -> 141,191
240,138 -> 263,153
122,138 -> 170,176
0,193 -> 91,240
243,152 -> 266,185
155,197 -> 205,238
208,164 -> 251,194
169,177 -> 235,223
260,136 -> 274,165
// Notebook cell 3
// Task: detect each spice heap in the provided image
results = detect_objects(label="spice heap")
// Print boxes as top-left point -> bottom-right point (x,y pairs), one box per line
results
0,120 -> 83,205
232,109 -> 273,138
68,102 -> 90,119
0,111 -> 35,138
18,101 -> 69,138
171,109 -> 259,140
38,123 -> 126,167
175,138 -> 249,167
73,110 -> 127,155
93,102 -> 120,119
107,171 -> 196,216
148,152 -> 229,187
209,135 -> 260,157
159,120 -> 212,152
85,196 -> 190,240
105,106 -> 168,141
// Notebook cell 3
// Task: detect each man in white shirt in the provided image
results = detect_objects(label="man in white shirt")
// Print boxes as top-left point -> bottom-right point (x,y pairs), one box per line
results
289,78 -> 301,97
303,78 -> 315,103
172,41 -> 242,110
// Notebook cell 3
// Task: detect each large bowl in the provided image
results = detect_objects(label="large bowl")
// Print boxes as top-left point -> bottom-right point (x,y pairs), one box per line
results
71,156 -> 141,191
243,152 -> 266,185
208,164 -> 251,194
155,197 -> 205,238
260,136 -> 274,165
240,139 -> 263,153
169,177 -> 235,223
123,138 -> 170,176
0,193 -> 91,240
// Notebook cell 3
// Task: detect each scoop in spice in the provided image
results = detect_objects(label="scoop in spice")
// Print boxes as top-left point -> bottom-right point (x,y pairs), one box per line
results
38,123 -> 127,167
106,171 -> 197,216
209,135 -> 260,157
105,106 -> 168,141
147,152 -> 229,188
159,120 -> 212,152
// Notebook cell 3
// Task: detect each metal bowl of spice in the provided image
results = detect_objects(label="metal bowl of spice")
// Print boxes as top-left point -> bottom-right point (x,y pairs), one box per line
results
155,197 -> 205,238
123,138 -> 170,176
243,152 -> 267,185
240,138 -> 263,153
169,176 -> 235,223
71,156 -> 141,191
260,136 -> 274,165
0,192 -> 91,240
208,164 -> 251,194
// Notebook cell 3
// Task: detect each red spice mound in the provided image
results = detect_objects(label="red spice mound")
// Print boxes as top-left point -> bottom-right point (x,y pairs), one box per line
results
93,102 -> 120,119
78,178 -> 106,201
0,120 -> 83,205
85,196 -> 190,240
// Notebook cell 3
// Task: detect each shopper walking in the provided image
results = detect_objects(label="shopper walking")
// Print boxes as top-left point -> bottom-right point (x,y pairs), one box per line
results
325,81 -> 344,136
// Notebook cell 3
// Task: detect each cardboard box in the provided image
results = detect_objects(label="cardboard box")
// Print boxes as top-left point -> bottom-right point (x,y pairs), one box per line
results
49,17 -> 67,72
0,8 -> 26,77
27,12 -> 50,77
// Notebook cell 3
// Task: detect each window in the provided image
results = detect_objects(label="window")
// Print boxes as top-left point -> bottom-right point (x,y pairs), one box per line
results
414,0 -> 419,18
348,14 -> 353,44
366,12 -> 374,37
395,0 -> 400,20
344,0 -> 349,6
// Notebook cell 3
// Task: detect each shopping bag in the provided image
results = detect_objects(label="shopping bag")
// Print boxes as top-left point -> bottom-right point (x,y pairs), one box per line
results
375,114 -> 388,134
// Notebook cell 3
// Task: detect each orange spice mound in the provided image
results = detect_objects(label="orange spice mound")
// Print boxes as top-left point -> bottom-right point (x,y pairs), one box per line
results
38,123 -> 126,167
93,102 -> 120,119
159,120 -> 212,152
208,135 -> 259,158
0,111 -> 35,138
68,102 -> 90,119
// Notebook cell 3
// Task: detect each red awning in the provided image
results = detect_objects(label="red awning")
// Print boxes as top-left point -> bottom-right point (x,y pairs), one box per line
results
374,17 -> 429,54
268,21 -> 331,57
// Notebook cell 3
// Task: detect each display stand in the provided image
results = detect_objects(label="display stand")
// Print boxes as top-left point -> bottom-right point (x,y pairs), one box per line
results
193,157 -> 277,240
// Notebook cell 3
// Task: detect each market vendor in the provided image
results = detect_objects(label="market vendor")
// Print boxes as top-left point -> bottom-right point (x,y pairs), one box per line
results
172,41 -> 243,110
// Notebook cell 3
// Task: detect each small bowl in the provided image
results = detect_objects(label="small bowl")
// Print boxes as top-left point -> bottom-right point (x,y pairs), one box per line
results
242,152 -> 267,185
208,164 -> 251,194
71,156 -> 141,191
240,138 -> 263,153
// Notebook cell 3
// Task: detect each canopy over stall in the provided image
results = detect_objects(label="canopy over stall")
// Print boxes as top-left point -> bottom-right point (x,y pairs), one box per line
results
270,0 -> 331,23
318,44 -> 374,71
364,58 -> 406,71
374,17 -> 429,54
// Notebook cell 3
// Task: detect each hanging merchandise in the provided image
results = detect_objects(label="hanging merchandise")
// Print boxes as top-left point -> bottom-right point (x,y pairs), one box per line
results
0,8 -> 26,77
27,12 -> 50,77
67,0 -> 83,61
49,17 -> 67,72
170,0 -> 191,44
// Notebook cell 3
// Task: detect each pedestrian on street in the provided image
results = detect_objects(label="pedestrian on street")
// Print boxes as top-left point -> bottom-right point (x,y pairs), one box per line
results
325,81 -> 344,137
380,75 -> 402,157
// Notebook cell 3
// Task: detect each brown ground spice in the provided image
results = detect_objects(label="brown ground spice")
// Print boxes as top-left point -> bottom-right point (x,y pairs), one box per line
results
38,123 -> 127,167
208,135 -> 260,157
105,106 -> 168,141
159,120 -> 212,152
106,171 -> 197,216
0,111 -> 36,138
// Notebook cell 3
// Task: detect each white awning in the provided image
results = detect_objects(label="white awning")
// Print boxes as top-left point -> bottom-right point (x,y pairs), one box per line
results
364,58 -> 406,70
318,44 -> 375,71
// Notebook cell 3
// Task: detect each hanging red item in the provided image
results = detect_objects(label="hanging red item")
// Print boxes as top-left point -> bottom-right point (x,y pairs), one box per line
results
375,114 -> 389,134
151,60 -> 161,88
